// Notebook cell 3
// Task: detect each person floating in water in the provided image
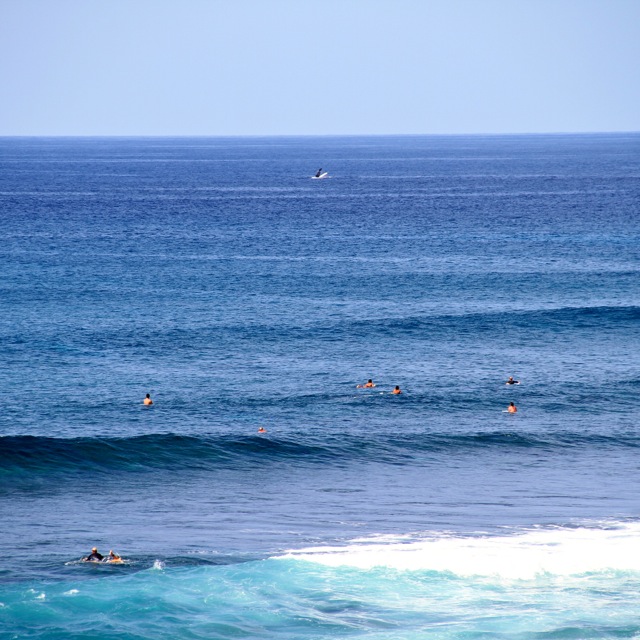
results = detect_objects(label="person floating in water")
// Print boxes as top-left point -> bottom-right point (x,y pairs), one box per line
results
315,168 -> 323,178
357,379 -> 376,388
143,393 -> 153,405
108,550 -> 123,564
392,386 -> 402,395
83,547 -> 104,562
258,426 -> 267,433
506,376 -> 520,385
508,402 -> 518,413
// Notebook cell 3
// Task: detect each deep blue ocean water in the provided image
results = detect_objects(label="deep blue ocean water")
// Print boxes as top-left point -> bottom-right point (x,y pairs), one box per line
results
1,133 -> 639,638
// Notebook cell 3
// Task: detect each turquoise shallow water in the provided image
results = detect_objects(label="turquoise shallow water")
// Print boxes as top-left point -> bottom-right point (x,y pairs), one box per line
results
1,134 -> 640,638
5,527 -> 640,639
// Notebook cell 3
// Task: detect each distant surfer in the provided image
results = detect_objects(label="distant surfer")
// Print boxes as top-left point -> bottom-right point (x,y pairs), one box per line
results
507,402 -> 518,413
258,426 -> 267,433
357,379 -> 376,388
506,376 -> 520,385
392,386 -> 402,395
82,547 -> 104,562
315,168 -> 323,178
143,393 -> 153,405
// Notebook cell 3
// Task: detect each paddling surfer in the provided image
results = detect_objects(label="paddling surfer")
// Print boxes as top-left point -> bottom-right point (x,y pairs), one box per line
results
83,547 -> 104,562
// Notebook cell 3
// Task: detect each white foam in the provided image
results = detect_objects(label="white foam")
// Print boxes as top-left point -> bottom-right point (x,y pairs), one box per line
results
279,521 -> 640,580
151,559 -> 165,571
64,589 -> 79,596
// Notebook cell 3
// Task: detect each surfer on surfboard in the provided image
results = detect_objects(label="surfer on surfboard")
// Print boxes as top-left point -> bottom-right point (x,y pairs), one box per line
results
82,547 -> 104,562
81,547 -> 124,563
108,550 -> 123,563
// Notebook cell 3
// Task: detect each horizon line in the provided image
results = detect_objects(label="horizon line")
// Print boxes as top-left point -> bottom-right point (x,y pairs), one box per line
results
1,130 -> 639,140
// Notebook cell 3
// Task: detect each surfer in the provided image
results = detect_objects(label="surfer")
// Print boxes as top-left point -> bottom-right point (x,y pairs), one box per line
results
315,168 -> 323,178
357,379 -> 376,388
143,393 -> 153,405
108,550 -> 123,564
506,376 -> 520,385
508,402 -> 518,413
258,426 -> 267,433
392,386 -> 402,395
82,547 -> 104,562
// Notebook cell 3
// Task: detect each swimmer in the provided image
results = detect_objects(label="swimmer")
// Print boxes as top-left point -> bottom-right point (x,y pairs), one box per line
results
392,386 -> 402,395
506,376 -> 520,385
507,402 -> 517,413
143,393 -> 153,405
258,426 -> 267,433
108,550 -> 123,564
357,379 -> 376,388
82,547 -> 104,562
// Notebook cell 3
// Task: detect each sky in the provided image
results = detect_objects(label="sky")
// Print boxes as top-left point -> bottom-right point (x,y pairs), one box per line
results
1,0 -> 638,136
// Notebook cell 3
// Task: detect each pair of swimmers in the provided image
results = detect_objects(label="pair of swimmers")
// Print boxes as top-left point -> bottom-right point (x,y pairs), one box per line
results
82,547 -> 123,563
357,379 -> 402,394
360,377 -> 519,409
506,376 -> 520,412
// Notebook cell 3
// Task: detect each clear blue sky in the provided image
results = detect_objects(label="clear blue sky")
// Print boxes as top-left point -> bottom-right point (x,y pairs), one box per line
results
1,0 -> 638,136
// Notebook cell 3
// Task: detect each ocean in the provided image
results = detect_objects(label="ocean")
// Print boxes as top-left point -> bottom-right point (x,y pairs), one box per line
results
1,133 -> 639,638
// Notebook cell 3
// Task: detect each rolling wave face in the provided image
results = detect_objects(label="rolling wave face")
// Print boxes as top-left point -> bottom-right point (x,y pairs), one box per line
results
3,430 -> 640,479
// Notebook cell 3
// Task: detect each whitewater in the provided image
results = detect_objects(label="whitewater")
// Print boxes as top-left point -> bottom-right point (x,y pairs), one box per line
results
1,133 -> 639,638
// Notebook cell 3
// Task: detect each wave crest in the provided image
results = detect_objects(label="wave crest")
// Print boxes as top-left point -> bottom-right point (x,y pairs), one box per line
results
2,430 -> 640,479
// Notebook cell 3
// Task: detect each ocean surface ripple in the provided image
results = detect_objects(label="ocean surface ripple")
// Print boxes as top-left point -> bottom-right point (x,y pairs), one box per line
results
1,134 -> 639,639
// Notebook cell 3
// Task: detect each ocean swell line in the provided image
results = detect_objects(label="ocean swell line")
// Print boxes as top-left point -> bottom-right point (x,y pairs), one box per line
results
2,431 -> 639,478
